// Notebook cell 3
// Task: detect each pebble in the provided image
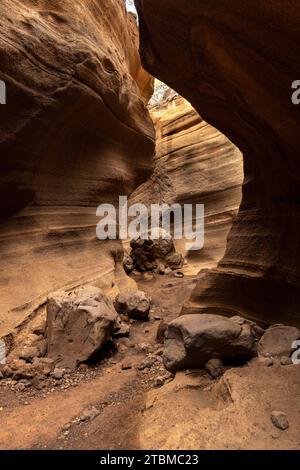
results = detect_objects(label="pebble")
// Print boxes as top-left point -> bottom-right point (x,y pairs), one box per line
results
271,411 -> 289,430
205,358 -> 223,378
280,356 -> 293,366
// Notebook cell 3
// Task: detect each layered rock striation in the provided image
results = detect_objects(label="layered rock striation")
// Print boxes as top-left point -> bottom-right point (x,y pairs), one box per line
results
131,97 -> 243,274
135,0 -> 300,326
0,0 -> 155,337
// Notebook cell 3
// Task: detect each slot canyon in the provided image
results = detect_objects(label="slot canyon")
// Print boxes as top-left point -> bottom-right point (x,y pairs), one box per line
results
0,0 -> 299,452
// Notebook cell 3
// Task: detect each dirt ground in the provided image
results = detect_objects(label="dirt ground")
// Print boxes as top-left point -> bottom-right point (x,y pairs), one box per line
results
0,273 -> 198,450
0,271 -> 299,450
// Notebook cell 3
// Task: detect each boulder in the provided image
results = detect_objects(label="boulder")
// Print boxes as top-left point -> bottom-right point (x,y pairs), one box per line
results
163,314 -> 257,372
114,289 -> 151,320
47,286 -> 117,368
258,325 -> 300,359
130,228 -> 184,273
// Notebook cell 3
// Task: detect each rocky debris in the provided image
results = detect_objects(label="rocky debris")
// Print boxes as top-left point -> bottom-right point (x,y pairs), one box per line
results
129,228 -> 184,273
20,347 -> 40,363
123,252 -> 134,274
138,355 -> 158,371
113,321 -> 131,339
154,372 -> 174,387
47,286 -> 117,368
258,325 -> 300,359
163,314 -> 257,372
79,407 -> 100,423
205,358 -> 223,379
114,290 -> 151,320
51,368 -> 66,380
3,357 -> 55,381
271,411 -> 289,431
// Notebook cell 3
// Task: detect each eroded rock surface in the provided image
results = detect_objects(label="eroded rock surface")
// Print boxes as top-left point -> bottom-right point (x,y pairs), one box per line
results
130,97 -> 243,274
114,289 -> 151,320
47,286 -> 117,368
135,0 -> 300,326
0,0 -> 155,337
163,314 -> 257,372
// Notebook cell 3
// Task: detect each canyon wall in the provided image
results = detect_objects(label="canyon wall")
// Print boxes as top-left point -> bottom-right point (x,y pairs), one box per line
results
130,97 -> 243,274
135,0 -> 300,326
0,0 -> 155,337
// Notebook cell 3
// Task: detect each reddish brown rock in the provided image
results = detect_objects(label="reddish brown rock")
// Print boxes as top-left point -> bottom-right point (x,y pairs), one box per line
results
131,97 -> 243,274
47,286 -> 117,368
135,0 -> 300,327
0,0 -> 155,338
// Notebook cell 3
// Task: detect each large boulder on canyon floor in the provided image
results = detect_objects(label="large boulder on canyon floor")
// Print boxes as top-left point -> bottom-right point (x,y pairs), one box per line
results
258,325 -> 300,359
130,228 -> 184,273
47,286 -> 117,368
163,314 -> 257,372
114,289 -> 151,320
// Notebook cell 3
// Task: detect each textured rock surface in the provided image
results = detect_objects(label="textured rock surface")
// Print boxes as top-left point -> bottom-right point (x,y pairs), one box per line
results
258,325 -> 300,359
47,286 -> 117,368
135,0 -> 300,326
131,97 -> 243,274
0,0 -> 155,337
130,228 -> 184,273
163,314 -> 257,372
114,289 -> 151,320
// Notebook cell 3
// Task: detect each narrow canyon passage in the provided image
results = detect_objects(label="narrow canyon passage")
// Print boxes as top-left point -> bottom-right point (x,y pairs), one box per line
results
1,0 -> 300,452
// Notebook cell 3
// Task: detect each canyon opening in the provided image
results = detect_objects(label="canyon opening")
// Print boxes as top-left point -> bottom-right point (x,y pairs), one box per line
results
0,0 -> 300,461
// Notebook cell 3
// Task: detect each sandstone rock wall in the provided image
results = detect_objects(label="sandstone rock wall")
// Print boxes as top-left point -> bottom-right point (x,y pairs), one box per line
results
131,97 -> 243,274
0,0 -> 155,337
135,0 -> 300,326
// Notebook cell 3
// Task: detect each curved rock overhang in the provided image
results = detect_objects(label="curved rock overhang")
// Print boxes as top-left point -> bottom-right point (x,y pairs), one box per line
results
135,0 -> 300,326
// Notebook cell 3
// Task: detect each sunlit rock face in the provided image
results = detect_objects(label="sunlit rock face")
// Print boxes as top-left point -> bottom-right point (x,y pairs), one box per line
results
135,0 -> 300,326
130,97 -> 243,275
0,0 -> 155,336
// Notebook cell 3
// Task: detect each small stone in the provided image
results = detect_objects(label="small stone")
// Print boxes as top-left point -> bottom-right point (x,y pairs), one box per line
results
144,328 -> 150,334
0,371 -> 3,380
205,358 -> 223,378
121,362 -> 132,370
280,356 -> 293,366
174,271 -> 184,278
51,368 -> 65,380
79,407 -> 100,422
138,356 -> 157,371
154,376 -> 164,387
20,347 -> 40,363
271,411 -> 289,430
154,316 -> 161,321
